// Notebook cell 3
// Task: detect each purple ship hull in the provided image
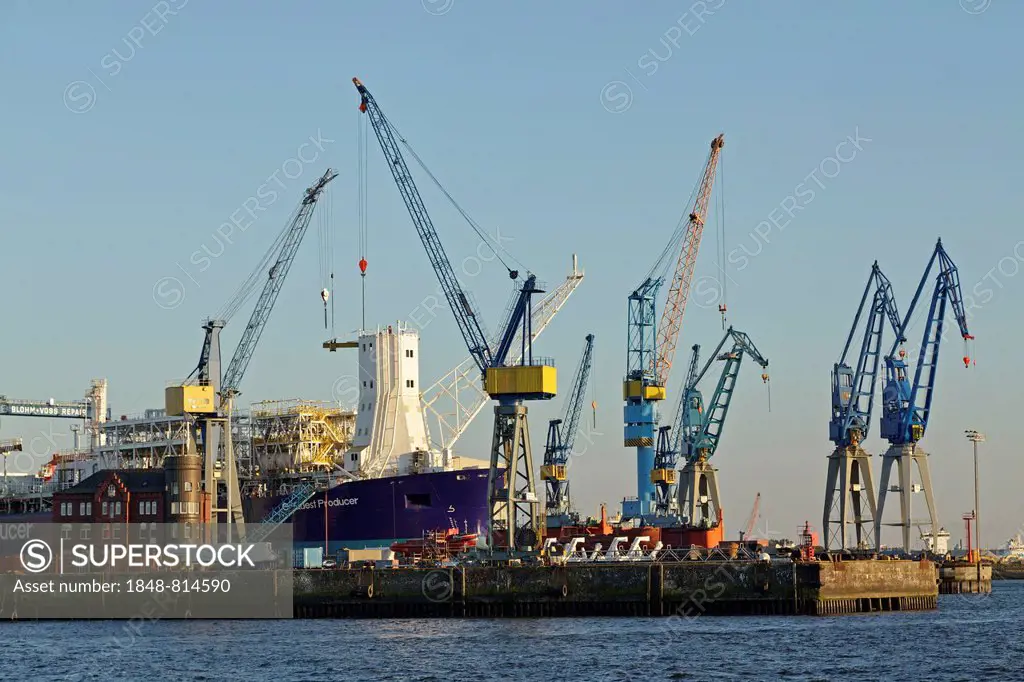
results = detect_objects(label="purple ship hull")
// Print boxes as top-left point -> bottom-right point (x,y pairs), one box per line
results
244,468 -> 493,551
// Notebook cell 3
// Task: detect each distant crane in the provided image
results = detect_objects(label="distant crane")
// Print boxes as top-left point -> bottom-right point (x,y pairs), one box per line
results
740,492 -> 761,543
676,326 -> 768,530
876,238 -> 973,552
542,334 -> 595,527
175,169 -> 337,540
650,343 -> 701,520
354,77 -> 557,555
623,134 -> 724,518
823,261 -> 903,551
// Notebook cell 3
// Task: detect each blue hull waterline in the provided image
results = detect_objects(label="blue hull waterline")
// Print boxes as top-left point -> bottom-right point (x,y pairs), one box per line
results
244,468 -> 493,551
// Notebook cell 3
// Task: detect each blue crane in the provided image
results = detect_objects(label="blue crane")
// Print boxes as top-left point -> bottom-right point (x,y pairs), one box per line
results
823,261 -> 902,551
623,134 -> 724,518
542,334 -> 595,526
353,78 -> 556,554
880,239 -> 973,445
650,343 -> 701,519
829,262 -> 903,448
875,239 -> 973,552
675,327 -> 768,528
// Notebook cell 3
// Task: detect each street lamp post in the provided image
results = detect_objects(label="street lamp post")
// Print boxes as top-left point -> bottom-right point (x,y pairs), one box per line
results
965,430 -> 985,585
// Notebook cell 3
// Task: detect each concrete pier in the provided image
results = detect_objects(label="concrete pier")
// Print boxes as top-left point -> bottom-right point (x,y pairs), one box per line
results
937,562 -> 992,594
292,558 -> 938,618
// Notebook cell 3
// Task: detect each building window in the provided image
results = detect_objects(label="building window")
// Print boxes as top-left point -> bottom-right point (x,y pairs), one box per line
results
184,523 -> 191,540
184,481 -> 193,492
172,483 -> 179,496
101,501 -> 108,516
370,381 -> 374,388
406,379 -> 415,388
362,381 -> 366,387
114,501 -> 121,516
85,502 -> 92,516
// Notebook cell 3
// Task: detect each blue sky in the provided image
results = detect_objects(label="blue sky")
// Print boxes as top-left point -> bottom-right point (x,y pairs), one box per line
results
2,0 -> 1022,547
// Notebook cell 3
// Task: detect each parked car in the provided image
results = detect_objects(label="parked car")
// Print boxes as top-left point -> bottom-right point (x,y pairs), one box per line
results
321,557 -> 337,569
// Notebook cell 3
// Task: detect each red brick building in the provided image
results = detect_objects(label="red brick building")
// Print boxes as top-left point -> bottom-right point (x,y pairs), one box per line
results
52,469 -> 167,523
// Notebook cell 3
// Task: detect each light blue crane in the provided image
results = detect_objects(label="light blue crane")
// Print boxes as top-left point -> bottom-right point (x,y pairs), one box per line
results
675,327 -> 768,528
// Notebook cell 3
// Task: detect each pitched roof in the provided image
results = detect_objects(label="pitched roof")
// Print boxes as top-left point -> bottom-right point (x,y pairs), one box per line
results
59,468 -> 166,495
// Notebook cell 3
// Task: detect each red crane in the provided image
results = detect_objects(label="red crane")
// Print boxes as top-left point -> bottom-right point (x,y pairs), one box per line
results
652,134 -> 725,387
740,492 -> 760,542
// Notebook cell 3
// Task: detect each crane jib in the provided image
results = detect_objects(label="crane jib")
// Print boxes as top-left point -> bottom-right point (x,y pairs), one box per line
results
220,168 -> 336,394
353,77 -> 495,374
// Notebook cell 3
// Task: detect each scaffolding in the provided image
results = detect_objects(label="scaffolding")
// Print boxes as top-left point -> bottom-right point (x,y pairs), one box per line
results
95,408 -> 253,476
251,400 -> 355,475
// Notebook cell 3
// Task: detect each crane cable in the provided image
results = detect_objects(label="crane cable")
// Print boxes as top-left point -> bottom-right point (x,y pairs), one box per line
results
378,112 -> 528,279
317,178 -> 333,330
642,168 -> 701,285
716,156 -> 727,329
358,113 -> 369,331
216,202 -> 301,321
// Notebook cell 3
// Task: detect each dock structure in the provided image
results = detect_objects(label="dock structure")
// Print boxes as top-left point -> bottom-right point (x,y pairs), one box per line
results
292,558 -> 938,618
937,561 -> 992,594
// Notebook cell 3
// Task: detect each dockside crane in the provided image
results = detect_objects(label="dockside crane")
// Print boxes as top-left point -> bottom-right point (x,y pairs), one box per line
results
676,326 -> 768,531
650,343 -> 702,520
822,262 -> 902,551
740,492 -> 761,543
353,77 -> 556,555
542,333 -> 595,528
875,238 -> 973,552
623,134 -> 724,518
169,169 -> 337,540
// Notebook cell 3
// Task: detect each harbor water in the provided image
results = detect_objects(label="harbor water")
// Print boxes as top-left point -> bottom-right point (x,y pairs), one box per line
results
3,581 -> 1021,681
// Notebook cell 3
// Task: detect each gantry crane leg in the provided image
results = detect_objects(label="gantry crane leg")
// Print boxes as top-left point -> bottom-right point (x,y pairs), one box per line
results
823,444 -> 877,551
679,459 -> 721,527
875,443 -> 938,552
487,403 -> 539,552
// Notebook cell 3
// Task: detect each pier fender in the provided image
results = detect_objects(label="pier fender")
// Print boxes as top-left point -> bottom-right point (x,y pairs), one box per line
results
351,584 -> 374,599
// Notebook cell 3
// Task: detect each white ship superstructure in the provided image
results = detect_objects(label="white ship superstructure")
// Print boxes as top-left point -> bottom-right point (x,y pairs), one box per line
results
346,323 -> 436,478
